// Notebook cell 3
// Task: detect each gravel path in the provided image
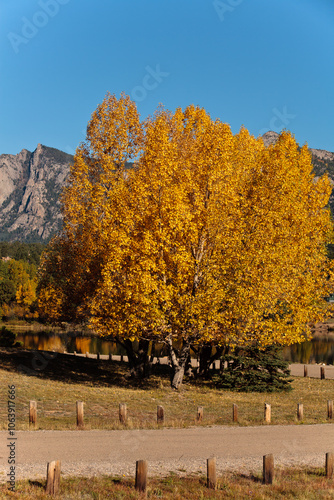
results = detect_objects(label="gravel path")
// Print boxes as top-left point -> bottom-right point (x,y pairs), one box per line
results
1,424 -> 333,481
289,363 -> 334,379
71,353 -> 334,380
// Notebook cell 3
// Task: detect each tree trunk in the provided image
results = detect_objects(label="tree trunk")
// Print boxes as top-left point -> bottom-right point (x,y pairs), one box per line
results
171,364 -> 185,390
167,335 -> 190,390
119,339 -> 151,379
185,353 -> 194,378
198,344 -> 212,378
198,344 -> 227,378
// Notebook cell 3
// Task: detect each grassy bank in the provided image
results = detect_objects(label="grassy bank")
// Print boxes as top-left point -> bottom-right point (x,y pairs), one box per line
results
1,468 -> 333,499
1,348 -> 334,430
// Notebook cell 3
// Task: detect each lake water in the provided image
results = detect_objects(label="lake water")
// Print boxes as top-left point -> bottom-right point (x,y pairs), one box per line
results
13,331 -> 334,365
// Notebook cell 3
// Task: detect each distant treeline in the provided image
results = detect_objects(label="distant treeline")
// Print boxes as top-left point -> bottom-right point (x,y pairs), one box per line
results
0,242 -> 46,320
0,241 -> 45,266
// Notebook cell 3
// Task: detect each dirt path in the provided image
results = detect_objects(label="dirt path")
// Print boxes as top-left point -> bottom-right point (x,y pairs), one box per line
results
1,424 -> 333,481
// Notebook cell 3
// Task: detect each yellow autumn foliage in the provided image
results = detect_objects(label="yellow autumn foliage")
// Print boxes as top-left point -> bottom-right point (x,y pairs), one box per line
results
16,279 -> 37,306
38,94 -> 334,348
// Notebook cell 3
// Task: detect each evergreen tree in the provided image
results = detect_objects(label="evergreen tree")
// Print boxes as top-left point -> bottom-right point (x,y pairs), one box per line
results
214,344 -> 292,392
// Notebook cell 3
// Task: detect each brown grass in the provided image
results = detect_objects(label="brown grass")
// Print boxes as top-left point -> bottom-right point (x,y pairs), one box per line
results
1,348 -> 334,430
1,468 -> 334,499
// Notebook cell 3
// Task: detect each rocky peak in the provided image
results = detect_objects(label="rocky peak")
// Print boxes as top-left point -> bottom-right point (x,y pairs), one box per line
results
261,131 -> 280,147
0,145 -> 73,242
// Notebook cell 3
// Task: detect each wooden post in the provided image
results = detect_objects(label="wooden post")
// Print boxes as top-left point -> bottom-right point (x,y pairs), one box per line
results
157,405 -> 164,424
232,403 -> 238,423
29,401 -> 37,429
263,454 -> 274,484
45,460 -> 61,495
304,365 -> 308,377
76,401 -> 84,429
197,406 -> 203,422
264,403 -> 271,423
327,400 -> 333,420
119,403 -> 127,424
86,352 -> 89,358
326,452 -> 334,478
297,403 -> 303,421
120,354 -> 124,362
97,352 -> 100,361
109,353 -> 112,361
135,460 -> 148,493
321,366 -> 325,380
207,457 -> 217,489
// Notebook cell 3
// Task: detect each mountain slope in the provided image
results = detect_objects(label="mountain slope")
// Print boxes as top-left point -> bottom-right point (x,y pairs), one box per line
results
0,144 -> 73,242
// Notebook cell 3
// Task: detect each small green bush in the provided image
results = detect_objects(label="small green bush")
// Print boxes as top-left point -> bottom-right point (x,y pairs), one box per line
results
213,344 -> 292,392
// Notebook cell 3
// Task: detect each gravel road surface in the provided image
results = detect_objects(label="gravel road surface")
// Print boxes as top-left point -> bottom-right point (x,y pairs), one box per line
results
1,424 -> 333,481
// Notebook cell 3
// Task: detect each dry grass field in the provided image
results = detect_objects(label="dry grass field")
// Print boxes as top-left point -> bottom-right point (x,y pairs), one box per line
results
1,348 -> 334,498
1,348 -> 334,430
1,468 -> 334,499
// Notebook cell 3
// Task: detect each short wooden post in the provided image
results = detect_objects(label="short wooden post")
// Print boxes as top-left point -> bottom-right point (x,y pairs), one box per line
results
297,403 -> 303,421
197,406 -> 203,422
326,452 -> 334,478
86,352 -> 89,358
157,405 -> 164,424
207,457 -> 217,489
327,400 -> 333,420
97,352 -> 100,361
321,366 -> 325,380
135,460 -> 148,493
304,365 -> 308,377
263,454 -> 274,484
29,401 -> 37,429
120,354 -> 124,362
45,460 -> 61,495
76,401 -> 84,429
73,351 -> 76,356
119,403 -> 127,424
232,403 -> 238,423
264,403 -> 271,423
109,353 -> 112,361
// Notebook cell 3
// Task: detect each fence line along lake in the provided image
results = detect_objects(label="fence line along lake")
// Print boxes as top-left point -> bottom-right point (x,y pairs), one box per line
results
9,329 -> 334,365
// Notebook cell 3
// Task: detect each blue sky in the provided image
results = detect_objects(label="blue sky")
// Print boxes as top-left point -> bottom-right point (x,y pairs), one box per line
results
1,0 -> 333,155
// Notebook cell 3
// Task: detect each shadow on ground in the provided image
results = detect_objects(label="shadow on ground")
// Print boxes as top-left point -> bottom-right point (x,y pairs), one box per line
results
0,348 -> 172,389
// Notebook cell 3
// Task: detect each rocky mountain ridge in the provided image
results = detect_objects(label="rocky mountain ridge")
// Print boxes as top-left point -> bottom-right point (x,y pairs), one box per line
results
1,134 -> 334,242
0,144 -> 73,241
262,131 -> 334,165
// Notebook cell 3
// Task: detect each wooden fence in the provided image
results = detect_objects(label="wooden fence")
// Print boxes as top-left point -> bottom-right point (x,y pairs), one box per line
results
43,452 -> 334,495
26,399 -> 334,429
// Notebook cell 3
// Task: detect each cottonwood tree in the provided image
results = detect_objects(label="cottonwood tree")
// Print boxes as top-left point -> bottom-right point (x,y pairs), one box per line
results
38,94 -> 334,389
38,92 -> 143,321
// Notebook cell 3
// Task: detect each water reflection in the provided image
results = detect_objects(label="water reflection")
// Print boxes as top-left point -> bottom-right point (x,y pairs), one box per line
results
283,338 -> 334,365
18,333 -> 64,352
16,331 -> 122,356
13,331 -> 334,365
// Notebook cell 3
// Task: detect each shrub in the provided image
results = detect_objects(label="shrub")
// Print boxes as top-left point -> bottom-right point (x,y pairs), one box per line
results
213,344 -> 292,392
